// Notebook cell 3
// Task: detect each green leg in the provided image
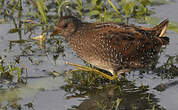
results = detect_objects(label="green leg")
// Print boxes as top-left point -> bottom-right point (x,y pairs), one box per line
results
66,62 -> 116,80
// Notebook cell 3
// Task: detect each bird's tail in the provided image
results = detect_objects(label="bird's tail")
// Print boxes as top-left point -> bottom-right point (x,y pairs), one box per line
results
154,19 -> 169,37
154,19 -> 169,45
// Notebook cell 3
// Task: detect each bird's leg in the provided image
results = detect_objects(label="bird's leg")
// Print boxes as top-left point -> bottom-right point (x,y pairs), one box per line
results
66,62 -> 115,80
112,73 -> 120,81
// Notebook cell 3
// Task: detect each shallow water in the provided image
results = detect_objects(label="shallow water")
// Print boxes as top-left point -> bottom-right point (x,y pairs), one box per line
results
0,1 -> 178,110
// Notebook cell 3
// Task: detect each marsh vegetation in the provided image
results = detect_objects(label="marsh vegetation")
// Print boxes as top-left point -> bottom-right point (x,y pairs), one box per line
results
0,0 -> 178,110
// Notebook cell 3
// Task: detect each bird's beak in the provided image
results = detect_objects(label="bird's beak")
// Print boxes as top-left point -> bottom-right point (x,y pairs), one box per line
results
50,27 -> 59,37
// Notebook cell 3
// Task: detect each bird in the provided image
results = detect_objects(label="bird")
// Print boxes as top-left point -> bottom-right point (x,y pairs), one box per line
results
50,16 -> 169,80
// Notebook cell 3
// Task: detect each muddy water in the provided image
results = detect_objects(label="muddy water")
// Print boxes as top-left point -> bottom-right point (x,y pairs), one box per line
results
0,1 -> 178,110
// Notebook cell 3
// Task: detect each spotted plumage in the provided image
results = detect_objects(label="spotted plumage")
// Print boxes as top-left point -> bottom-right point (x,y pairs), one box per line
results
51,16 -> 169,76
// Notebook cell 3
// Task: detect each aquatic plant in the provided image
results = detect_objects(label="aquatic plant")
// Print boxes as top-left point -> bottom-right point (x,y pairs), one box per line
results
0,56 -> 26,82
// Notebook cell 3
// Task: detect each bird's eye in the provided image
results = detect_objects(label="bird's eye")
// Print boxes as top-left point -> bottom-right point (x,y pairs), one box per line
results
63,23 -> 68,28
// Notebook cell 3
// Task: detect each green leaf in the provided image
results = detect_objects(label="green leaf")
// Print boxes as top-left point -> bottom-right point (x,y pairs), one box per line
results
86,10 -> 100,16
5,58 -> 13,77
8,28 -> 20,33
56,0 -> 70,17
113,17 -> 123,22
9,0 -> 16,6
77,0 -> 83,16
36,0 -> 48,25
10,0 -> 21,15
50,71 -> 60,77
56,0 -> 62,5
0,65 -> 4,73
107,0 -> 120,15
168,22 -> 178,33
115,98 -> 122,110
91,0 -> 98,7
10,39 -> 26,44
103,12 -> 113,22
123,2 -> 135,17
137,0 -> 151,6
137,5 -> 147,16
15,67 -> 21,81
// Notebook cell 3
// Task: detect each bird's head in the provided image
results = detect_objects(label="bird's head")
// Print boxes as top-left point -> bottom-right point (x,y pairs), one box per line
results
50,16 -> 81,38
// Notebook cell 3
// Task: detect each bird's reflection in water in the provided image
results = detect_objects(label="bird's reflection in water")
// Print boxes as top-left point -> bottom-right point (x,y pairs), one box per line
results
61,76 -> 165,110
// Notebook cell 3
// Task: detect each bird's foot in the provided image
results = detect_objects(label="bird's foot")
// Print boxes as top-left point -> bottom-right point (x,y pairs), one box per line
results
66,62 -> 116,80
116,69 -> 130,79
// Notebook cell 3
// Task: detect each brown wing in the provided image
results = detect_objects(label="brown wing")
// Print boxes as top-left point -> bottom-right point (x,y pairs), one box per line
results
99,29 -> 163,68
102,29 -> 161,57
